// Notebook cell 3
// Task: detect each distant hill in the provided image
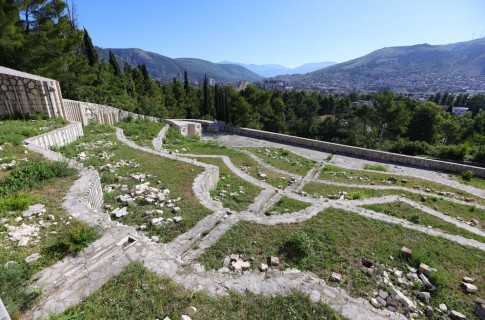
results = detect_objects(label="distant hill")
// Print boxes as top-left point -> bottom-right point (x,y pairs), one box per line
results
98,48 -> 263,84
220,61 -> 337,77
286,38 -> 485,92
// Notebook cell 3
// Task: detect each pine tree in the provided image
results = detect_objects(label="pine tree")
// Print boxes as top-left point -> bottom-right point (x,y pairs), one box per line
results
0,0 -> 23,68
82,28 -> 98,67
108,50 -> 121,76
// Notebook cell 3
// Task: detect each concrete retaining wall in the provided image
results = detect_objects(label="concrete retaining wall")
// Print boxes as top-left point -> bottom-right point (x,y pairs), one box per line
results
0,66 -> 64,119
220,125 -> 485,178
24,122 -> 83,150
63,99 -> 160,126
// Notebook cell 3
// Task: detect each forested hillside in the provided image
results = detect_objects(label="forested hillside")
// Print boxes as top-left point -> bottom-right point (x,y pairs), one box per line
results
1,0 -> 485,163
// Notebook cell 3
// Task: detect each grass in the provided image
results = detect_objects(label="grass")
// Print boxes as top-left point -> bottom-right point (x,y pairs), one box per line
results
199,208 -> 485,318
245,147 -> 316,176
163,128 -> 290,187
58,125 -> 212,243
362,201 -> 485,243
450,172 -> 485,190
303,181 -> 485,224
320,164 -> 485,205
51,262 -> 344,320
0,174 -> 99,318
265,196 -> 311,215
194,157 -> 262,212
117,118 -> 166,148
0,117 -> 67,146
362,163 -> 388,172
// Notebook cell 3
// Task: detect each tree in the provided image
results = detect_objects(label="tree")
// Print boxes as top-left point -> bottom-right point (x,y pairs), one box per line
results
467,94 -> 485,116
0,0 -> 23,68
108,50 -> 121,76
407,102 -> 442,143
82,28 -> 97,67
183,69 -> 189,92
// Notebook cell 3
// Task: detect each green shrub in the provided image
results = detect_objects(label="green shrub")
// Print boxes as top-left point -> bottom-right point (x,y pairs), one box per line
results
346,190 -> 367,200
101,172 -> 117,184
363,163 -> 388,172
0,194 -> 31,211
281,231 -> 314,260
42,220 -> 99,259
385,139 -> 430,156
432,144 -> 468,161
0,161 -> 75,195
461,170 -> 473,181
322,164 -> 340,172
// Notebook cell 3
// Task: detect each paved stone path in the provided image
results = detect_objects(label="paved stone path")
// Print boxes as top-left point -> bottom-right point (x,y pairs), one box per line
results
19,128 -> 485,320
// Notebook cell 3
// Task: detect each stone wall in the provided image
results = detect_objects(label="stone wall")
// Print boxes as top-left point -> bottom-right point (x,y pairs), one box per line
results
24,122 -> 84,150
0,66 -> 64,119
219,125 -> 485,178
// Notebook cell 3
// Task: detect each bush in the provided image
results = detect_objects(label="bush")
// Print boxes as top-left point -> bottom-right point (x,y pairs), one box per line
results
346,190 -> 367,200
0,194 -> 31,211
363,163 -> 388,172
281,231 -> 314,260
385,139 -> 430,156
0,161 -> 75,195
432,144 -> 468,161
42,220 -> 99,259
461,170 -> 473,181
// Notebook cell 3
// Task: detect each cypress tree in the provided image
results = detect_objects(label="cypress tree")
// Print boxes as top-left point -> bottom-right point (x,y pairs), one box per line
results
82,28 -> 98,67
184,69 -> 189,92
202,74 -> 209,116
108,50 -> 121,76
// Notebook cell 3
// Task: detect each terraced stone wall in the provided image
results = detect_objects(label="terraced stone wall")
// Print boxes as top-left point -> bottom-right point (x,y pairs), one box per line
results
63,99 -> 160,126
24,122 -> 84,150
0,66 -> 64,119
219,125 -> 485,178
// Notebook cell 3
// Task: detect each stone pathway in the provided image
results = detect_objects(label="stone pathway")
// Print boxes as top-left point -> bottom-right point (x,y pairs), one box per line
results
19,128 -> 485,320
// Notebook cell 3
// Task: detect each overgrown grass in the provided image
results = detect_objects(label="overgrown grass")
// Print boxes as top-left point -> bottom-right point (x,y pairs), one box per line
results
163,128 -> 290,187
199,208 -> 484,318
362,163 -> 388,172
450,172 -> 485,190
0,174 -> 99,317
265,196 -> 311,215
363,201 -> 485,243
195,157 -> 262,212
319,164 -> 485,205
58,125 -> 212,243
303,181 -> 485,226
0,160 -> 75,196
0,117 -> 67,146
51,262 -> 344,320
246,147 -> 316,176
117,118 -> 166,148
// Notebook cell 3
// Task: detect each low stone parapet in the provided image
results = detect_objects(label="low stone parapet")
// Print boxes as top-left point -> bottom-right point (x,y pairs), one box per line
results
24,121 -> 83,150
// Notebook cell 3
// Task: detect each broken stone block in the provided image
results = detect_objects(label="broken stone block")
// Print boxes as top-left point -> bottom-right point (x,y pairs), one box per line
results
419,273 -> 436,290
401,247 -> 412,258
185,306 -> 197,316
4,261 -> 18,269
223,256 -> 231,268
218,267 -> 230,274
370,298 -> 380,308
22,204 -> 46,218
232,259 -> 244,272
330,272 -> 342,282
378,290 -> 388,300
270,256 -> 280,266
450,310 -> 467,319
439,303 -> 448,312
462,282 -> 478,293
259,263 -> 268,272
241,261 -> 250,271
418,291 -> 430,303
180,315 -> 191,320
112,207 -> 128,218
418,263 -> 437,275
390,287 -> 416,311
25,253 -> 42,264
463,276 -> 475,283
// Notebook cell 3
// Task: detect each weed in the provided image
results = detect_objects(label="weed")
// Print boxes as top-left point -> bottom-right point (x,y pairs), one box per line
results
461,170 -> 473,181
363,163 -> 388,172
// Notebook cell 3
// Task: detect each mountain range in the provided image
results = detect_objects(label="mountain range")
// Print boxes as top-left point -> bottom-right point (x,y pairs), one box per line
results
98,48 -> 263,84
218,61 -> 337,77
283,37 -> 485,92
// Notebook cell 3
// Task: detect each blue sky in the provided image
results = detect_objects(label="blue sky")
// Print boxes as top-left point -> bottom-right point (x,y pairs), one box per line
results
75,0 -> 485,68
